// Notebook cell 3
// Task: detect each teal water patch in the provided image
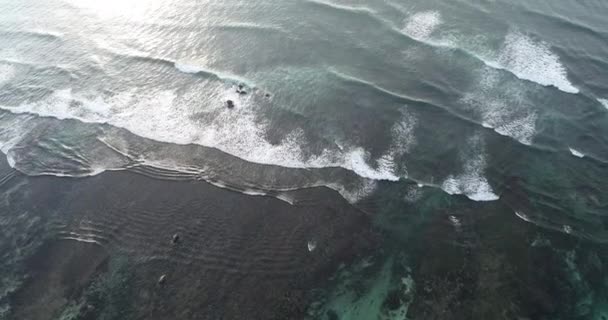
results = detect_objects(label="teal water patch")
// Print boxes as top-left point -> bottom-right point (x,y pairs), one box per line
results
56,257 -> 135,320
0,182 -> 54,320
307,254 -> 415,320
527,234 -> 608,320
561,248 -> 608,320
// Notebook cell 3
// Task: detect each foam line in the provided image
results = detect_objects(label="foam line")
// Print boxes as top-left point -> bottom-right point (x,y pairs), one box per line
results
462,68 -> 538,146
569,148 -> 584,158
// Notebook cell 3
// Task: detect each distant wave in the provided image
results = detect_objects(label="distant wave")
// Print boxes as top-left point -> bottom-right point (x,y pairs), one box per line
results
129,54 -> 253,85
411,30 -> 579,94
0,83 -> 503,203
333,66 -> 539,152
521,8 -> 608,43
209,22 -> 288,35
236,1 -> 583,97
514,209 -> 607,244
399,11 -> 580,94
172,61 -> 251,85
100,0 -> 581,97
304,0 -> 378,16
0,29 -> 63,41
93,38 -> 253,86
328,68 -> 426,105
486,32 -> 579,94
328,68 -> 501,134
599,99 -> 608,110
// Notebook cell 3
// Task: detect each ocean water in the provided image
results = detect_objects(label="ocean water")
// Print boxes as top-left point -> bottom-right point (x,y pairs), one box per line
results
1,0 -> 608,319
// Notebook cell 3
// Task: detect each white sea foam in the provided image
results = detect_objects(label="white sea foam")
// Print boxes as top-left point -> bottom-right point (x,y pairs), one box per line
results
0,114 -> 33,158
400,17 -> 578,95
462,68 -> 537,145
402,11 -> 442,41
174,62 -> 207,74
5,153 -> 15,168
441,135 -> 499,201
569,148 -> 584,158
329,179 -> 378,204
370,110 -> 417,177
0,86 -> 402,185
307,240 -> 317,252
599,99 -> 608,110
449,215 -> 462,232
27,29 -> 64,38
488,32 -> 579,94
403,185 -> 422,203
493,113 -> 538,145
0,84 -> 502,203
514,210 -> 532,222
0,64 -> 16,85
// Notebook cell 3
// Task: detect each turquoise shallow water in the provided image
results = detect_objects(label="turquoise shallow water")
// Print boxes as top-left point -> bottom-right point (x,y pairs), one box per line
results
0,0 -> 608,319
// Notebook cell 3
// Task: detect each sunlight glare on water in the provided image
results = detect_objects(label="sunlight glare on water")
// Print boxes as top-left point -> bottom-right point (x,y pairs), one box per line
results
65,0 -> 165,19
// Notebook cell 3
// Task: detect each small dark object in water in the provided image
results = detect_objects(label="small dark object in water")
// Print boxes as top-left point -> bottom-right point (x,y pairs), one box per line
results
383,289 -> 402,310
326,310 -> 338,320
265,93 -> 271,98
172,233 -> 180,244
236,84 -> 247,95
226,100 -> 234,108
158,274 -> 167,285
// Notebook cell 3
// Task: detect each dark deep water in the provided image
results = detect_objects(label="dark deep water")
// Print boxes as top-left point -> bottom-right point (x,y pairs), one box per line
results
1,0 -> 608,319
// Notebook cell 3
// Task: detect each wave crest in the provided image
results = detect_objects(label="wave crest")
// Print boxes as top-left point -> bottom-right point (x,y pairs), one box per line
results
488,32 -> 579,94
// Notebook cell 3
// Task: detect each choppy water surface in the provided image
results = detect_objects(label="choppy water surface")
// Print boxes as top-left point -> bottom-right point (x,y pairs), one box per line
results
1,0 -> 608,319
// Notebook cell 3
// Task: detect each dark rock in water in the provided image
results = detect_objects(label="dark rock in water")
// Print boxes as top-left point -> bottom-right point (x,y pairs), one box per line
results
226,100 -> 234,109
172,233 -> 180,244
235,84 -> 247,95
158,274 -> 167,285
383,289 -> 402,310
326,310 -> 339,320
